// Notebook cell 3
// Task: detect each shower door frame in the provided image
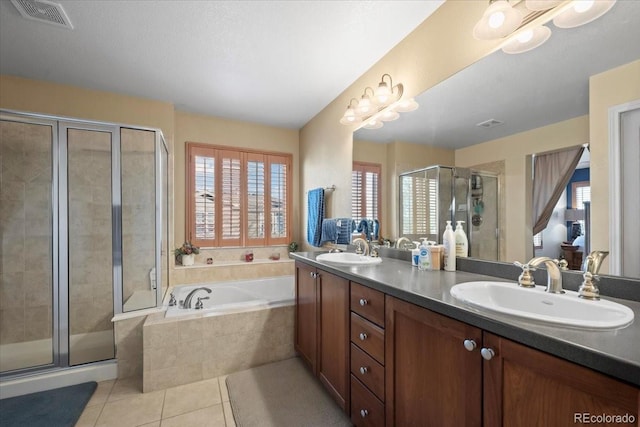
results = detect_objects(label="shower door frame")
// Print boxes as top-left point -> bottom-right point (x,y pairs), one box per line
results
0,109 -> 168,378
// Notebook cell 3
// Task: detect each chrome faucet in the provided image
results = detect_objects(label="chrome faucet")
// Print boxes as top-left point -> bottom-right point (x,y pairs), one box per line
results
352,238 -> 370,256
182,287 -> 212,309
526,257 -> 564,294
395,236 -> 411,250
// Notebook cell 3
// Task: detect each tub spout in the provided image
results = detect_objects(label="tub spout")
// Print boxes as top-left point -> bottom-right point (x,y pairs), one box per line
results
182,287 -> 212,309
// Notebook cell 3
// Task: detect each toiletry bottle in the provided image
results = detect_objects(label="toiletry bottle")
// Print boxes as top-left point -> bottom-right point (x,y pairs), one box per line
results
429,242 -> 442,270
443,221 -> 456,271
411,242 -> 421,267
418,238 -> 431,271
455,221 -> 469,258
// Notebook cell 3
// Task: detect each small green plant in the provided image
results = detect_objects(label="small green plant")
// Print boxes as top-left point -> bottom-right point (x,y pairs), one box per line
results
174,241 -> 200,256
287,241 -> 298,253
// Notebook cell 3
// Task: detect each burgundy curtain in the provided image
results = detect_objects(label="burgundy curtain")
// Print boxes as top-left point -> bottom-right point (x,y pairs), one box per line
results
532,146 -> 585,235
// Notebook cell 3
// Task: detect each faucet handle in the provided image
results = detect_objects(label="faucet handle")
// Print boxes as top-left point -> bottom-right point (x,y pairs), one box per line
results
195,296 -> 210,310
514,261 -> 536,288
168,293 -> 177,306
355,241 -> 364,255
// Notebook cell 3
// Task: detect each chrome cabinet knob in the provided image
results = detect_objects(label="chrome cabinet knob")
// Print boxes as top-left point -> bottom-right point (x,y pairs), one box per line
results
359,332 -> 368,341
359,366 -> 368,375
481,347 -> 495,361
309,272 -> 314,278
359,298 -> 368,306
463,339 -> 477,351
360,409 -> 369,418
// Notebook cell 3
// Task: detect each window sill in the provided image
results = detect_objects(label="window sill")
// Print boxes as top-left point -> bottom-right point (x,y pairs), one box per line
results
174,258 -> 294,269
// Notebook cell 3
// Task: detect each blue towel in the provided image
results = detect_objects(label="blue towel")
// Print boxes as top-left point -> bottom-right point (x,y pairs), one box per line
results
372,219 -> 380,241
336,219 -> 355,244
307,188 -> 325,247
320,219 -> 339,244
320,218 -> 354,245
356,219 -> 369,240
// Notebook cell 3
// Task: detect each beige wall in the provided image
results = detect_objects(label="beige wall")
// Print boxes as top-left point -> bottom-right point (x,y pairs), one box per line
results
173,111 -> 300,249
299,1 -> 501,250
589,60 -> 640,273
456,116 -> 590,263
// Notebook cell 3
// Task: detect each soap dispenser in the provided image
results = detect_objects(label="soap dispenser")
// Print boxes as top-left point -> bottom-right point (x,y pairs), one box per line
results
443,221 -> 456,271
411,241 -> 421,267
418,238 -> 431,271
455,221 -> 469,258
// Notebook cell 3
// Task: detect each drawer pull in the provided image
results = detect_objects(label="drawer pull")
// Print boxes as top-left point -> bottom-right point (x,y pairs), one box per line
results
359,332 -> 368,341
359,366 -> 368,375
360,409 -> 369,418
463,339 -> 477,352
359,298 -> 368,306
481,347 -> 495,361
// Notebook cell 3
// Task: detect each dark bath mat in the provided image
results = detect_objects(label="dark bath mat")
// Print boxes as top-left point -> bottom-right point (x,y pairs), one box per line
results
0,381 -> 97,427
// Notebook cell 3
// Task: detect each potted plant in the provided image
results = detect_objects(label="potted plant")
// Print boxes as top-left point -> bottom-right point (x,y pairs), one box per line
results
174,241 -> 200,266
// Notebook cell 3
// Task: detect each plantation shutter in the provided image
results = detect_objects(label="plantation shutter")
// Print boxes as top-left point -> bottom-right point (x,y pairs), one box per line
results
352,170 -> 363,222
352,162 -> 382,236
189,146 -> 216,247
218,150 -> 242,246
246,152 -> 266,245
401,177 -> 413,235
268,155 -> 290,245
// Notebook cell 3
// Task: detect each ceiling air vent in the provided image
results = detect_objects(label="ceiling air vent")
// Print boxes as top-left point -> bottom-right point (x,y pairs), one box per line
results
476,119 -> 504,129
10,0 -> 73,30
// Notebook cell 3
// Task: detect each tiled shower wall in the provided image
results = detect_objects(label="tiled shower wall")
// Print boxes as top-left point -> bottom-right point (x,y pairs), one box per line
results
0,120 -> 53,344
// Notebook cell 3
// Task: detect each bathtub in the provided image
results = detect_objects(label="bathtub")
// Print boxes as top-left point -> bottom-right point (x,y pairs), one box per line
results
165,275 -> 295,318
146,275 -> 296,391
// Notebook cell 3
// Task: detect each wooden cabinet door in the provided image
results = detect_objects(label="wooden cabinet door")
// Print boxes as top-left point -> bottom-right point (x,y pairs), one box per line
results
385,296 -> 482,427
318,270 -> 350,411
483,332 -> 640,427
295,262 -> 318,374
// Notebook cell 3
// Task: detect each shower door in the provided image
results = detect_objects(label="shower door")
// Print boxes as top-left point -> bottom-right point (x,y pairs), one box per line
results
0,117 -> 56,372
62,124 -> 117,366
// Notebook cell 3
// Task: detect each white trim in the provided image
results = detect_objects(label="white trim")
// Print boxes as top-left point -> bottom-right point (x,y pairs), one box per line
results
608,99 -> 640,275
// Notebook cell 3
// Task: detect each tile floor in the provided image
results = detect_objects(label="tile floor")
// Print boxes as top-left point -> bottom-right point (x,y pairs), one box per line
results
75,375 -> 236,427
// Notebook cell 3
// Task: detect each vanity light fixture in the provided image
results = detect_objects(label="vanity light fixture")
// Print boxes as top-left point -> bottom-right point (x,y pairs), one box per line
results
339,74 -> 419,130
474,0 -> 617,55
552,0 -> 616,28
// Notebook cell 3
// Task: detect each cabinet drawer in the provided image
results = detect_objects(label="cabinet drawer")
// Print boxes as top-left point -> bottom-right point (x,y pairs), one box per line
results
351,313 -> 385,364
351,375 -> 385,427
351,343 -> 384,401
351,282 -> 385,327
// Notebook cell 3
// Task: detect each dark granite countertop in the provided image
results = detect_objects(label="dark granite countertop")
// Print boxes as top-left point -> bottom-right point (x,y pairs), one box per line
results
290,251 -> 640,388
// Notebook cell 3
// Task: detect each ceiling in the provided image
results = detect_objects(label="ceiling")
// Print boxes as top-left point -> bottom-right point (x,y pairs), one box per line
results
355,0 -> 640,149
0,0 -> 445,129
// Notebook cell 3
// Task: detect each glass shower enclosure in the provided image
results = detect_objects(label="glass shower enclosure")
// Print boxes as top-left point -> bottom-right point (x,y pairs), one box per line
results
0,110 -> 169,376
399,165 -> 499,260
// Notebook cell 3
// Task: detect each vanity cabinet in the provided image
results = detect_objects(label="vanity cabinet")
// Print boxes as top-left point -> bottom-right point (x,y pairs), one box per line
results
482,332 -> 640,426
294,262 -> 350,411
385,295 -> 640,427
385,295 -> 482,426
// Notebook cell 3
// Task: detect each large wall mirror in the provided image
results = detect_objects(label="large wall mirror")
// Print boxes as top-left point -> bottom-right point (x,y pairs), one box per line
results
354,1 -> 640,278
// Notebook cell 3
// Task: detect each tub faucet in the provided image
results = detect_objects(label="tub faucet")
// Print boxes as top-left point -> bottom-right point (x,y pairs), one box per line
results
182,287 -> 212,309
526,256 -> 564,294
352,238 -> 370,256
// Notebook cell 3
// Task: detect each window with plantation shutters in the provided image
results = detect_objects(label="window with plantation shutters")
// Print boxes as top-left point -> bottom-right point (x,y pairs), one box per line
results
352,162 -> 381,230
400,175 -> 436,235
187,143 -> 291,248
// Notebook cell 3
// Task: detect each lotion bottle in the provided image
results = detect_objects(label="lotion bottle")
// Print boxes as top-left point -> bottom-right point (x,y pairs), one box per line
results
443,221 -> 456,271
418,238 -> 431,271
455,221 -> 469,258
411,242 -> 421,267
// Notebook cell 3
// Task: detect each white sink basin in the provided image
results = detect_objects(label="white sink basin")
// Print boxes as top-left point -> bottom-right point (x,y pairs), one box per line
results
450,281 -> 634,330
316,252 -> 383,266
